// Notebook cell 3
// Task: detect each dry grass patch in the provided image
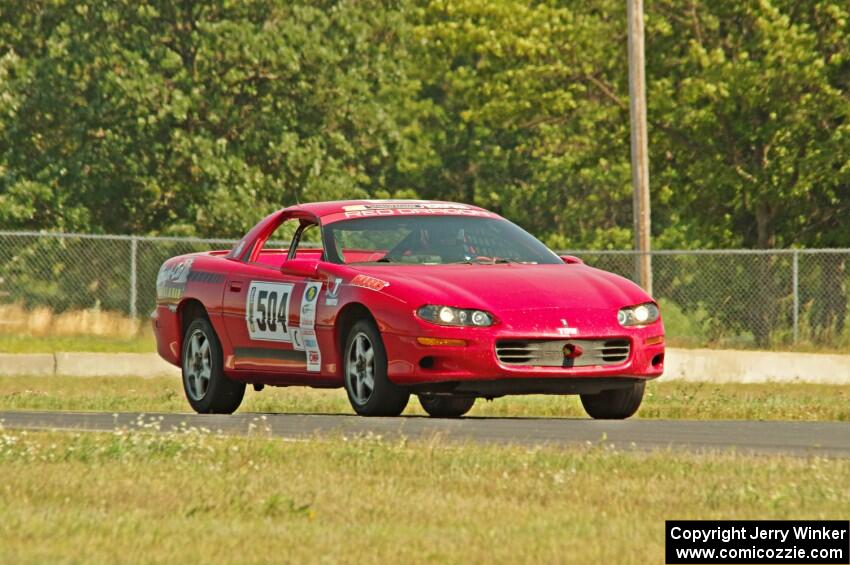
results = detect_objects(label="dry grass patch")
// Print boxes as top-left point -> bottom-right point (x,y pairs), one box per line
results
0,304 -> 155,352
0,303 -> 142,337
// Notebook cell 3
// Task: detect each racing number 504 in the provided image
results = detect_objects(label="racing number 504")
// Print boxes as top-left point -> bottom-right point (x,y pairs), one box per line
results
255,289 -> 287,333
247,281 -> 293,342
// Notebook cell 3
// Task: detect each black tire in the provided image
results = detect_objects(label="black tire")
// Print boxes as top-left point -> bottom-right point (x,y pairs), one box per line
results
343,319 -> 409,416
418,395 -> 475,418
580,381 -> 645,419
181,317 -> 245,414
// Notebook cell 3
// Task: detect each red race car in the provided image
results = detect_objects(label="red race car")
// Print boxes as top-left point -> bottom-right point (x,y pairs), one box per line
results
153,200 -> 664,419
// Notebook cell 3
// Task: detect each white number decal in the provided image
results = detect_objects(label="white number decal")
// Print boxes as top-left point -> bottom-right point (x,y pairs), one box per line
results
246,281 -> 293,342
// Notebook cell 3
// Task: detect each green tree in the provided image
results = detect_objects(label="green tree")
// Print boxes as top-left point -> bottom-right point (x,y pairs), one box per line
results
645,0 -> 850,343
0,0 -> 418,237
647,0 -> 850,249
406,0 -> 634,250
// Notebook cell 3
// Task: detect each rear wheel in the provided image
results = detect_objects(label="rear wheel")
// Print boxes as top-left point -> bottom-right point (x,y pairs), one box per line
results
418,395 -> 475,418
580,381 -> 645,419
182,317 -> 245,414
343,319 -> 409,416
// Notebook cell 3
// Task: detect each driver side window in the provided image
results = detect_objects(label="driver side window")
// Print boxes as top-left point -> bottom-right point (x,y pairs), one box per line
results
252,218 -> 301,269
292,224 -> 324,260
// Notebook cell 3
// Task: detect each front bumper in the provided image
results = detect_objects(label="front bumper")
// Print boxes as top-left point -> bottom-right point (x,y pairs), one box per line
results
382,325 -> 665,386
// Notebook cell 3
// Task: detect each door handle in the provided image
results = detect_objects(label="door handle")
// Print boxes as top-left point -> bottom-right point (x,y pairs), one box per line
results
229,281 -> 243,292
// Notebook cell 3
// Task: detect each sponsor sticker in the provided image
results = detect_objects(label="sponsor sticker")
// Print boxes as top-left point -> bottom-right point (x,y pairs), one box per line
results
290,328 -> 304,351
557,318 -> 579,337
305,285 -> 318,302
245,281 -> 294,342
299,281 -> 323,371
158,287 -> 183,301
302,329 -> 321,372
307,347 -> 321,372
343,208 -> 492,219
342,202 -> 470,212
156,257 -> 194,302
300,282 -> 322,328
351,274 -> 389,292
325,277 -> 342,306
157,257 -> 194,286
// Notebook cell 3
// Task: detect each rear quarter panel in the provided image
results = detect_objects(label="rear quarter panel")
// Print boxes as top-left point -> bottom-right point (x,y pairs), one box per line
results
152,252 -> 232,366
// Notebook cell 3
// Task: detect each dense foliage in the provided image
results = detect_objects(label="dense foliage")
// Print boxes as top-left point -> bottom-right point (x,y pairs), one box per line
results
1,0 -> 848,249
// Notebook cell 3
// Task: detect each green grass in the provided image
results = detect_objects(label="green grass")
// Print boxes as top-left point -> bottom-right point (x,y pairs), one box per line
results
0,428 -> 846,564
0,334 -> 155,353
0,377 -> 848,421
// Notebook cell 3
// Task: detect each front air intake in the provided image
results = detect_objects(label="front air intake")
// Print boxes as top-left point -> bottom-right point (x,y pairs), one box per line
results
495,339 -> 630,367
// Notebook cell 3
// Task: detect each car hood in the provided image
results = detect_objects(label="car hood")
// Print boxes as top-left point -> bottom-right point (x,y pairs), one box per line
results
351,263 -> 652,320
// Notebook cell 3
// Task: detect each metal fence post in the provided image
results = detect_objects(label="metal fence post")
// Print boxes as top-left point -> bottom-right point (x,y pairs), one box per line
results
792,249 -> 799,343
130,236 -> 138,318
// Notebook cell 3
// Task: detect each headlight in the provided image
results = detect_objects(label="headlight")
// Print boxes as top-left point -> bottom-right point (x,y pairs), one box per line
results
417,305 -> 494,327
617,302 -> 660,327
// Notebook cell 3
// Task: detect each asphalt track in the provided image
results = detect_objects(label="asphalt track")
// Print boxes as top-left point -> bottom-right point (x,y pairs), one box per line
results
1,410 -> 849,457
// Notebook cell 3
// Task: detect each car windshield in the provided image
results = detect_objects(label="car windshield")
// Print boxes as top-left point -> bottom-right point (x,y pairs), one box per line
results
323,215 -> 562,265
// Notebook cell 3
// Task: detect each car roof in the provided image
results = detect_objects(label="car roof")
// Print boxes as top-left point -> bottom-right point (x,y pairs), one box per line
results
287,199 -> 491,218
228,199 -> 502,260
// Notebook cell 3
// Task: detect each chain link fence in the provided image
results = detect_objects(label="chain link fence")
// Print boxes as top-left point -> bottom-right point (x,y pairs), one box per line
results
0,231 -> 848,349
576,250 -> 848,349
0,232 -> 238,325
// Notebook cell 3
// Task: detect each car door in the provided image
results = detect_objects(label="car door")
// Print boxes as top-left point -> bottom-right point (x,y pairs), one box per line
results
221,217 -> 312,374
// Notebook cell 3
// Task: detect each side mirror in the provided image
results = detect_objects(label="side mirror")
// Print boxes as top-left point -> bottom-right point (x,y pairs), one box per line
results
281,258 -> 319,278
559,255 -> 584,265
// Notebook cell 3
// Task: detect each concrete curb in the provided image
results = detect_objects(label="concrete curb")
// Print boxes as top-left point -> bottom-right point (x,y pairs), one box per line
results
55,353 -> 181,378
663,348 -> 850,385
0,348 -> 848,384
0,353 -> 55,377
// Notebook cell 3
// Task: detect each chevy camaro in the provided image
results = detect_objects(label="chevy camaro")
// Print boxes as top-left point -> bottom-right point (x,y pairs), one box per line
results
152,200 -> 665,419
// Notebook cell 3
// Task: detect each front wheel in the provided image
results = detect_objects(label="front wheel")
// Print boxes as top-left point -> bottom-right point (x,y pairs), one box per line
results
343,319 -> 409,416
418,395 -> 475,418
580,381 -> 645,420
182,318 -> 245,414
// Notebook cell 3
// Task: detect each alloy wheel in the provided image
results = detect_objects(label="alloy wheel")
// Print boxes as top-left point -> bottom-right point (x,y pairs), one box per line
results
346,332 -> 376,404
184,329 -> 211,401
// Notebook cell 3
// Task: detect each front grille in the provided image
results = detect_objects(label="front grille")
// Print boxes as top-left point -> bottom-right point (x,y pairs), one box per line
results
495,339 -> 630,367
